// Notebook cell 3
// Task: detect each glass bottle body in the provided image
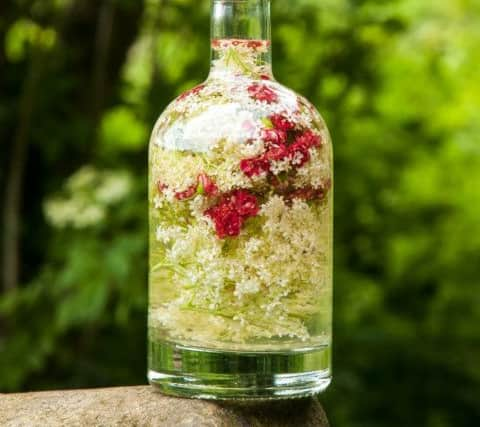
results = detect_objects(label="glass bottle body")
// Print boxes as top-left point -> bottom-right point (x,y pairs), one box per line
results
148,1 -> 332,400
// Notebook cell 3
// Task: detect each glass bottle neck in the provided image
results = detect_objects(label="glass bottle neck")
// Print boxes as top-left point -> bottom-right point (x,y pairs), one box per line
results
209,0 -> 273,79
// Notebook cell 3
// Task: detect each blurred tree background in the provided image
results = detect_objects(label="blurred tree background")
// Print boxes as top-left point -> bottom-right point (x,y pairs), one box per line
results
1,0 -> 479,426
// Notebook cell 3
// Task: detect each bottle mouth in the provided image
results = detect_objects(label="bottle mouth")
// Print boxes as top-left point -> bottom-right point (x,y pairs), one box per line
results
211,0 -> 271,46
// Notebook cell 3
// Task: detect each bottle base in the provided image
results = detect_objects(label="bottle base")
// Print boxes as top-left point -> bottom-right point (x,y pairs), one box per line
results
148,340 -> 331,400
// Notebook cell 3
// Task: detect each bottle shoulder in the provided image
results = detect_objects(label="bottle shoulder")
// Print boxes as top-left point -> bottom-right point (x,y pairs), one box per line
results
150,76 -> 331,153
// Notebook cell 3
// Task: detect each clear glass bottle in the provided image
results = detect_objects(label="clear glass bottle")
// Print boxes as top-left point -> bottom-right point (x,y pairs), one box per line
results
148,0 -> 333,400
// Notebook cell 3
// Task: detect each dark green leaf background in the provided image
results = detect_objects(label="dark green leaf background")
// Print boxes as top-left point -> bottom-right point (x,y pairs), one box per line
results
1,1 -> 479,426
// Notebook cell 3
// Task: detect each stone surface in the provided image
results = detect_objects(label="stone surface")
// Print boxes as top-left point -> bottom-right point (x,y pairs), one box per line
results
0,386 -> 330,427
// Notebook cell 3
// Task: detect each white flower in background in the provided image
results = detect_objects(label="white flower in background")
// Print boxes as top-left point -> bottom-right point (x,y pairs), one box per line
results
44,198 -> 106,229
95,172 -> 132,204
44,167 -> 133,229
65,165 -> 97,191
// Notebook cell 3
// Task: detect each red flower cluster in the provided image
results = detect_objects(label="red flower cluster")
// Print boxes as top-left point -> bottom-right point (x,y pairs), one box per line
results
294,129 -> 321,149
161,173 -> 218,201
175,186 -> 197,201
264,144 -> 290,162
240,114 -> 322,178
157,181 -> 168,193
230,190 -> 260,217
270,114 -> 295,132
197,173 -> 218,196
248,84 -> 278,103
239,157 -> 270,178
247,40 -> 264,49
289,130 -> 322,167
287,187 -> 326,203
178,84 -> 206,101
205,190 -> 259,239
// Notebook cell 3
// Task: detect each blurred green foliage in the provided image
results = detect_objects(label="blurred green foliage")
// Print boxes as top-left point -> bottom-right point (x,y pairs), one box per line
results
1,0 -> 479,426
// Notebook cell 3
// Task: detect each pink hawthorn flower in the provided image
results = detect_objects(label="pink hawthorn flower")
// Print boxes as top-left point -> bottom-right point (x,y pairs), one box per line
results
287,187 -> 327,203
197,173 -> 218,196
289,141 -> 311,167
175,186 -> 197,200
247,40 -> 264,49
240,157 -> 270,177
157,181 -> 168,193
294,130 -> 322,149
264,145 -> 290,162
287,130 -> 322,168
286,180 -> 331,203
261,128 -> 287,146
175,173 -> 218,200
178,84 -> 206,101
247,83 -> 278,103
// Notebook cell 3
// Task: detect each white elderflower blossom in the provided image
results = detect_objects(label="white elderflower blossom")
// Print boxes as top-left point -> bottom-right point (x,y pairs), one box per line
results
153,195 -> 163,209
189,196 -> 208,220
240,138 -> 265,158
155,225 -> 184,244
234,279 -> 261,298
270,158 -> 292,175
295,148 -> 332,189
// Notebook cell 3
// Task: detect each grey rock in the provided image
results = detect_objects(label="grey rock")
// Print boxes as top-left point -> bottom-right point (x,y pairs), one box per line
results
0,386 -> 330,427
